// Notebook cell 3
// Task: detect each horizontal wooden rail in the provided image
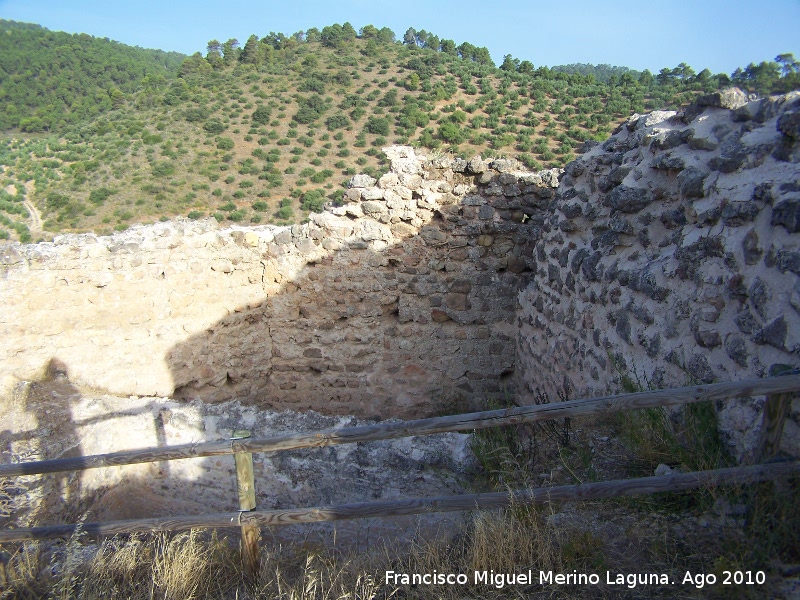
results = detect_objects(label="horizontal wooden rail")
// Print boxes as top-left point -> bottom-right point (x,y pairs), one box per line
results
1,375 -> 799,478
0,460 -> 797,542
0,375 -> 800,477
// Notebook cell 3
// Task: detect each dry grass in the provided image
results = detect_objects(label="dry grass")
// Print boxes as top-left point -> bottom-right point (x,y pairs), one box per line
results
2,477 -> 798,599
1,389 -> 797,599
0,503 -> 567,600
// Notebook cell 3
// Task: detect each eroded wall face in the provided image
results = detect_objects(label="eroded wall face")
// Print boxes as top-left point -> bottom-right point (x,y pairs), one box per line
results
0,148 -> 558,419
2,92 -> 799,455
515,92 -> 800,458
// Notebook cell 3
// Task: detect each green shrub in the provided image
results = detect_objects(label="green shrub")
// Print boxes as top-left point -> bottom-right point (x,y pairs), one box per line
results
301,189 -> 326,213
203,119 -> 226,135
325,114 -> 349,130
310,169 -> 333,183
252,106 -> 271,125
364,116 -> 390,136
89,187 -> 115,205
152,161 -> 176,178
276,204 -> 293,220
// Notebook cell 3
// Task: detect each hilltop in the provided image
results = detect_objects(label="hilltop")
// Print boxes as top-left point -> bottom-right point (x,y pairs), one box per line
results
0,21 -> 798,242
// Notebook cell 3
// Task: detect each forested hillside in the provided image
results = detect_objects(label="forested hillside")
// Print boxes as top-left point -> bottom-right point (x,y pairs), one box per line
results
0,21 -> 798,241
0,20 -> 185,132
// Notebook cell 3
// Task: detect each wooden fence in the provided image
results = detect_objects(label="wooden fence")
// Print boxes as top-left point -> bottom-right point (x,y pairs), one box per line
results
1,375 -> 799,579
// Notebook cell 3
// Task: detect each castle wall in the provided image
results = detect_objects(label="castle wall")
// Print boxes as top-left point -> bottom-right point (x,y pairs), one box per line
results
0,148 -> 558,419
515,91 -> 800,458
2,90 -> 799,457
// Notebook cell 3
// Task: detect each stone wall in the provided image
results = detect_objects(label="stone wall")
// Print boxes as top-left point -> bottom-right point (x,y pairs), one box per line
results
515,90 -> 800,458
0,147 -> 559,420
2,89 -> 799,457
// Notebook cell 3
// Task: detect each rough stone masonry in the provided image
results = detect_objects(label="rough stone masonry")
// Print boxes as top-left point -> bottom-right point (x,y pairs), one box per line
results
1,88 -> 799,459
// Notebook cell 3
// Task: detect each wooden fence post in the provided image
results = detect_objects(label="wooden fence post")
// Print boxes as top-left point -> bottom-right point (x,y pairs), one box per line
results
755,367 -> 799,464
233,429 -> 259,579
755,393 -> 791,463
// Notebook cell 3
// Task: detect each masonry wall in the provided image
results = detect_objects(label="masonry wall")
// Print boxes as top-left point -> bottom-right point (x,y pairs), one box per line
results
2,90 -> 799,457
515,90 -> 800,458
0,147 -> 559,419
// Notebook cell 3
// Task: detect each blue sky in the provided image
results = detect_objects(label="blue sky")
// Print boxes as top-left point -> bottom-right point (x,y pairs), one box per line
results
1,0 -> 797,75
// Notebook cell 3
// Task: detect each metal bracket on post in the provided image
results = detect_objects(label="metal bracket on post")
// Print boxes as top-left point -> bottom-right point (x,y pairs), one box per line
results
232,429 -> 259,580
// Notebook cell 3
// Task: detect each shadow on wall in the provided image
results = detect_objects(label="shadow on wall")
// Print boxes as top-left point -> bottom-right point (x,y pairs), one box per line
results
0,150 -> 556,528
0,358 -> 474,547
0,359 -> 84,526
164,213 -> 536,421
0,359 -> 199,526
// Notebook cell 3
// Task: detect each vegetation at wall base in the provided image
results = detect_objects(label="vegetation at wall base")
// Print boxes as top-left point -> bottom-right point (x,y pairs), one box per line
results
2,19 -> 798,241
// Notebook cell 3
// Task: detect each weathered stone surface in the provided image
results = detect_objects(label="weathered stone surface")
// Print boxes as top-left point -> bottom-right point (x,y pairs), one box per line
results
274,229 -> 293,244
361,201 -> 389,217
732,101 -> 758,122
445,292 -> 471,311
361,187 -> 385,201
696,87 -> 748,110
608,186 -> 651,213
349,174 -> 377,188
420,226 -> 447,246
677,167 -> 708,198
688,135 -> 718,151
514,93 -> 800,461
650,130 -> 689,151
489,158 -> 518,173
748,277 -> 770,318
660,208 -> 687,229
741,229 -> 762,265
771,197 -> 800,233
708,135 -> 748,173
777,110 -> 800,140
725,336 -> 749,367
735,309 -> 760,335
478,205 -> 495,220
695,329 -> 721,348
651,154 -> 685,170
4,94 -> 800,471
431,309 -> 451,322
753,316 -> 787,349
721,201 -> 759,226
607,165 -> 631,185
378,172 -> 400,188
686,354 -> 715,383
467,156 -> 487,174
776,249 -> 800,274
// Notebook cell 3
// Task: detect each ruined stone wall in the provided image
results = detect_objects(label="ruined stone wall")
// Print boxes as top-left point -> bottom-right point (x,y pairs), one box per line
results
515,90 -> 800,458
2,91 -> 799,457
0,148 -> 558,419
